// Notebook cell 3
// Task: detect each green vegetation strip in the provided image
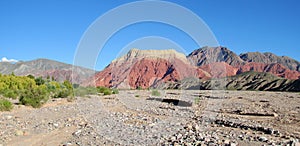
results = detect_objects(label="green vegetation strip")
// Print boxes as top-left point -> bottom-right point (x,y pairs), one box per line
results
0,73 -> 118,109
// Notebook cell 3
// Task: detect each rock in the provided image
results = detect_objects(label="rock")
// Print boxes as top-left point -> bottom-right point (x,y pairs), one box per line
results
5,115 -> 13,120
204,137 -> 210,142
259,136 -> 268,142
230,142 -> 238,146
171,136 -> 176,141
186,124 -> 193,130
15,130 -> 24,136
194,124 -> 200,131
53,123 -> 59,128
73,130 -> 82,136
224,139 -> 230,145
177,134 -> 183,139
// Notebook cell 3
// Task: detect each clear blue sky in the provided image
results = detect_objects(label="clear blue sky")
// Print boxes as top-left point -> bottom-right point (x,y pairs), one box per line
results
0,0 -> 299,70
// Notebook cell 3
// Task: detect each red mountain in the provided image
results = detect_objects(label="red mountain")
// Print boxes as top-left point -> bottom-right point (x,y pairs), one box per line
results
239,62 -> 300,80
84,49 -> 208,89
85,48 -> 300,89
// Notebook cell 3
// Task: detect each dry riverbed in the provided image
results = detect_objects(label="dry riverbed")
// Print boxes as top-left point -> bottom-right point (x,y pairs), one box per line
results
0,90 -> 300,146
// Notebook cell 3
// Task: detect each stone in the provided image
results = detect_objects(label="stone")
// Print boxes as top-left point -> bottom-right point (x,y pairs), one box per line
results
53,123 -> 59,128
5,115 -> 13,120
194,124 -> 200,131
224,139 -> 230,145
259,136 -> 268,142
15,130 -> 24,136
177,134 -> 183,139
171,136 -> 176,141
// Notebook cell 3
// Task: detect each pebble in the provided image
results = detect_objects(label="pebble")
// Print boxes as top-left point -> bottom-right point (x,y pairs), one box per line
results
53,123 -> 59,128
15,130 -> 23,136
259,136 -> 268,142
5,115 -> 13,120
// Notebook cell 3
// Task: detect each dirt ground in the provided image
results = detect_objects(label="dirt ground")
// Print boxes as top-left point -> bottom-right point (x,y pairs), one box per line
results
0,90 -> 299,146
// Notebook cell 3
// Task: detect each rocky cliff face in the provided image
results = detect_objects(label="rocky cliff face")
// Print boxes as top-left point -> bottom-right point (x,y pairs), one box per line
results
86,49 -> 205,89
240,52 -> 300,71
187,46 -> 244,67
239,62 -> 300,80
89,48 -> 300,89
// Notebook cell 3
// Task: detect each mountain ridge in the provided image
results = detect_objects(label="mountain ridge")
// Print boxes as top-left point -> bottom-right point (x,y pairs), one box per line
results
1,47 -> 299,91
0,58 -> 95,84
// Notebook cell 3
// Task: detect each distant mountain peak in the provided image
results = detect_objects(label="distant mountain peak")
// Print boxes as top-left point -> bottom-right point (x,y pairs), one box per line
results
187,46 -> 244,67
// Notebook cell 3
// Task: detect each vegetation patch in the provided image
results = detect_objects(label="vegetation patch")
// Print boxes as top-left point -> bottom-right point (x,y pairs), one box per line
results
0,99 -> 13,111
151,90 -> 161,96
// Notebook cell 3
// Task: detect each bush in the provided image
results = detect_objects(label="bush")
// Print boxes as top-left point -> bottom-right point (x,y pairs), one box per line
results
103,89 -> 112,95
97,86 -> 108,93
74,87 -> 98,97
135,95 -> 140,98
3,90 -> 18,99
19,85 -> 49,108
35,77 -> 45,85
112,88 -> 119,94
194,97 -> 200,105
97,86 -> 113,95
0,99 -> 13,111
151,90 -> 161,96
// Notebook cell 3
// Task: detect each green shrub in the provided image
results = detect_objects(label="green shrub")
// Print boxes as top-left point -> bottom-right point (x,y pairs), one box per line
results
3,90 -> 18,99
19,85 -> 49,108
0,99 -> 13,111
151,90 -> 161,96
135,95 -> 140,98
97,86 -> 113,95
97,86 -> 108,93
137,86 -> 143,90
103,89 -> 112,95
194,97 -> 200,104
35,77 -> 45,85
74,87 -> 98,97
112,88 -> 119,94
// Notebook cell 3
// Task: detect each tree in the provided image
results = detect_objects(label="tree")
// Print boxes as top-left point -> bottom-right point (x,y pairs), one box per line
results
35,77 -> 45,85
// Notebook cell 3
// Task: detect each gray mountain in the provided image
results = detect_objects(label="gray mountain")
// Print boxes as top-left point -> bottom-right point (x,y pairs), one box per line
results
0,58 -> 95,84
187,46 -> 245,67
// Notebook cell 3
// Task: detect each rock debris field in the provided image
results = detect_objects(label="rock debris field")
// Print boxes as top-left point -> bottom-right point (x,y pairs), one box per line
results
0,90 -> 300,146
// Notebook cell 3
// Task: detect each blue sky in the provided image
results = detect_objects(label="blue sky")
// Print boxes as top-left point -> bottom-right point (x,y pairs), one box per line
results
0,0 -> 299,70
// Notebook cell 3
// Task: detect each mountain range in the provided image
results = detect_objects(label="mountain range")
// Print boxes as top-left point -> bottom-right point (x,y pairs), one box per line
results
0,59 -> 94,84
83,47 -> 299,90
1,47 -> 299,91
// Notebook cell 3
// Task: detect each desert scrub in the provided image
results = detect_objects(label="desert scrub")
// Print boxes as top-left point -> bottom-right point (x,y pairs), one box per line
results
74,87 -> 98,97
194,97 -> 200,105
102,89 -> 112,95
135,94 -> 140,98
112,88 -> 119,94
3,90 -> 18,99
0,99 -> 13,111
97,86 -> 118,95
151,90 -> 161,96
19,85 -> 49,108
